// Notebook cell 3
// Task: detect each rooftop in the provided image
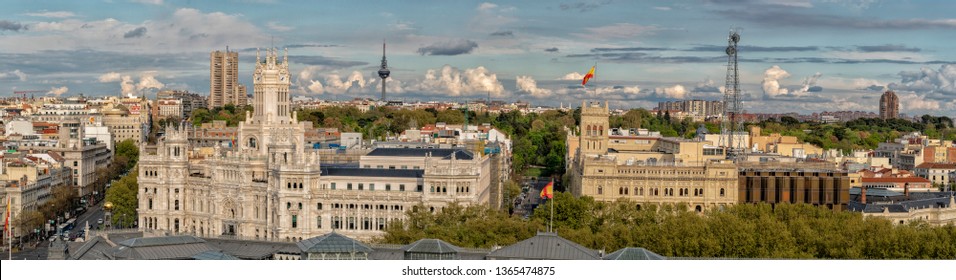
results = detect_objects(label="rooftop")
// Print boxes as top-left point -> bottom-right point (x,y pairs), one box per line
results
321,167 -> 424,178
366,148 -> 474,160
296,231 -> 373,254
487,232 -> 600,260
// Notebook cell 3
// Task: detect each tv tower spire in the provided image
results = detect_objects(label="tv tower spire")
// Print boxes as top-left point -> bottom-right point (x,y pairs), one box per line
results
378,40 -> 391,101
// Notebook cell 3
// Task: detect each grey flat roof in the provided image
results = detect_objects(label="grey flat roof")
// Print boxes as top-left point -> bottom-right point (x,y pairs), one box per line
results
366,148 -> 474,160
118,235 -> 205,247
603,247 -> 666,260
400,239 -> 462,254
487,232 -> 600,260
297,232 -> 373,254
192,250 -> 240,260
322,167 -> 424,178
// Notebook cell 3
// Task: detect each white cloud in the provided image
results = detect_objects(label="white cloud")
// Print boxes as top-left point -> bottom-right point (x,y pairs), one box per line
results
266,21 -> 292,32
516,76 -> 553,98
653,6 -> 672,11
306,80 -> 324,94
23,11 -> 76,18
0,8 -> 268,53
559,72 -> 584,81
98,72 -> 121,83
654,84 -> 687,99
792,72 -> 822,94
48,86 -> 69,96
0,69 -> 28,81
898,93 -> 940,111
889,64 -> 956,95
116,72 -> 165,96
574,23 -> 659,40
131,0 -> 164,5
413,65 -> 506,97
762,65 -> 791,96
477,2 -> 498,11
322,71 -> 372,95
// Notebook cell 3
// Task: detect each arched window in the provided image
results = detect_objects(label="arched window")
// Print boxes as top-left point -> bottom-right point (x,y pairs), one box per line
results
248,137 -> 257,148
597,186 -> 603,195
720,188 -> 725,197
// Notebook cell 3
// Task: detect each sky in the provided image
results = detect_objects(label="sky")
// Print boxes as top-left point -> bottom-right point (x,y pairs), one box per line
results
1,0 -> 954,116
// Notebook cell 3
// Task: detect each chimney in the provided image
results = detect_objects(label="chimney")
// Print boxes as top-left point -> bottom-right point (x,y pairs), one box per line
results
861,187 -> 867,204
904,182 -> 910,199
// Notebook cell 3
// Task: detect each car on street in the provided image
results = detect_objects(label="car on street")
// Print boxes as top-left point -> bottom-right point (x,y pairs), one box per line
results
97,218 -> 104,225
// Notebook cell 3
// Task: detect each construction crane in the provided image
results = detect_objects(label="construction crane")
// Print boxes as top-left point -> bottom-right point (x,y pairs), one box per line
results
13,90 -> 46,101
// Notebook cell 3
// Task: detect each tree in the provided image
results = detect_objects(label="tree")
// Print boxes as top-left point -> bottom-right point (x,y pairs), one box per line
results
105,168 -> 138,229
115,139 -> 139,167
437,109 -> 465,124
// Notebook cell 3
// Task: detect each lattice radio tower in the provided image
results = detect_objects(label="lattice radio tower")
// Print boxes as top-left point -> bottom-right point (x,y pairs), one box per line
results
720,28 -> 745,159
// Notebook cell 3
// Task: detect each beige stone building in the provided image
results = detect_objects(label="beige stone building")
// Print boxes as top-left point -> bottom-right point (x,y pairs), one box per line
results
139,49 -> 495,242
209,49 -> 247,108
568,101 -> 738,211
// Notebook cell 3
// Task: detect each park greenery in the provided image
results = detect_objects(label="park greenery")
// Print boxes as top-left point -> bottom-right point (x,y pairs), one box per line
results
104,139 -> 140,229
380,193 -> 956,259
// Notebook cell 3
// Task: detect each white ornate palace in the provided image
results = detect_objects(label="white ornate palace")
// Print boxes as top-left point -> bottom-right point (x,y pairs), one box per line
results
137,49 -> 493,241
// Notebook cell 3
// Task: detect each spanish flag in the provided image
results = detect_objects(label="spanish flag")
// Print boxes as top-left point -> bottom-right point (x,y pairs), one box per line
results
581,65 -> 595,86
4,197 -> 9,237
540,181 -> 554,199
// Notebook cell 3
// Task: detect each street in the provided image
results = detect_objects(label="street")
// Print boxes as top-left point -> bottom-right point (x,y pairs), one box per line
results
3,199 -> 105,260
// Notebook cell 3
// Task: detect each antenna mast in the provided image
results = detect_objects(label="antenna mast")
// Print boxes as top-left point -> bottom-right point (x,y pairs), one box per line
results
720,28 -> 744,159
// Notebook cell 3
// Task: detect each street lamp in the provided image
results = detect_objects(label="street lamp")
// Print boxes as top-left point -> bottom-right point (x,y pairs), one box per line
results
103,202 -> 113,230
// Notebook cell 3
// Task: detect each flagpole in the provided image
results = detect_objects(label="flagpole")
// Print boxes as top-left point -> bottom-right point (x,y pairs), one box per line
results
549,178 -> 554,233
8,196 -> 11,261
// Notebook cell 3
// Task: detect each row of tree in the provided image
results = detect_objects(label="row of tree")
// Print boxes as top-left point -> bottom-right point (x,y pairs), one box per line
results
380,193 -> 956,259
104,139 -> 141,229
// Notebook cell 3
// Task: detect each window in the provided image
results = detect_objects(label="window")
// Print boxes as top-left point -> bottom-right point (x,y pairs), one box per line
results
347,183 -> 353,190
316,216 -> 322,229
400,184 -> 406,192
377,165 -> 383,169
389,166 -> 395,169
148,199 -> 153,210
331,183 -> 336,190
359,183 -> 364,190
73,161 -> 78,167
317,203 -> 323,210
370,184 -> 375,191
720,188 -> 725,197
287,202 -> 291,209
291,215 -> 297,228
417,185 -> 423,192
174,200 -> 179,211
298,203 -> 302,210
401,165 -> 407,169
385,184 -> 391,191
597,186 -> 603,195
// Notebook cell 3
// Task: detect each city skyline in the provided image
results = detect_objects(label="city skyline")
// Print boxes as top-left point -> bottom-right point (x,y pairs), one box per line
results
1,0 -> 954,116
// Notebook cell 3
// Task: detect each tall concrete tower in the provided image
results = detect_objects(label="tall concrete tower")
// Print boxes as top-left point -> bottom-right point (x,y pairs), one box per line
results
880,90 -> 899,120
378,41 -> 391,101
252,48 -> 291,124
209,48 -> 248,109
579,101 -> 610,157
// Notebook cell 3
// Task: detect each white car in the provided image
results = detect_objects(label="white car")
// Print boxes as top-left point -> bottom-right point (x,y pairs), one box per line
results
97,218 -> 104,225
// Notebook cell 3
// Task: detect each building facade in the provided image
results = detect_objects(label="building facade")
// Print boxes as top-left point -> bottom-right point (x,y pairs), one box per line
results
737,167 -> 852,211
569,101 -> 738,211
138,49 -> 495,242
209,49 -> 247,109
879,90 -> 899,120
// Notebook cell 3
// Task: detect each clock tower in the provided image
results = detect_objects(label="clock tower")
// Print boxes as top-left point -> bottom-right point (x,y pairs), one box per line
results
252,48 -> 291,124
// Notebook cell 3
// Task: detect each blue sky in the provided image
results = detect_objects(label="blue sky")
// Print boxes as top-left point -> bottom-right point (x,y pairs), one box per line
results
1,0 -> 954,116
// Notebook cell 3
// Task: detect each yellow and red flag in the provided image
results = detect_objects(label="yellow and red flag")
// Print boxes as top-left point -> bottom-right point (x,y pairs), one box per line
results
4,197 -> 9,236
581,65 -> 596,86
540,181 -> 554,199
